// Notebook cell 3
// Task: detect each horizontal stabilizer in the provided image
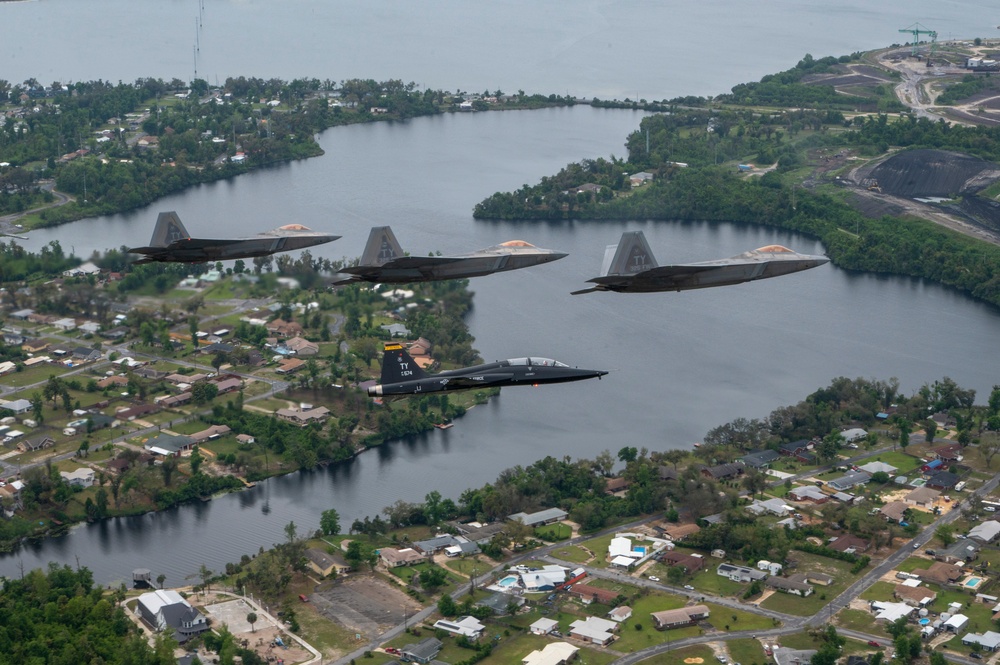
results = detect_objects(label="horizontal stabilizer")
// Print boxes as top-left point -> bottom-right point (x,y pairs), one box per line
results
570,286 -> 604,295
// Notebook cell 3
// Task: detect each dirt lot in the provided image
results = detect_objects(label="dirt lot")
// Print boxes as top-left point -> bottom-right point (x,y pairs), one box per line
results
201,594 -> 312,665
310,574 -> 422,638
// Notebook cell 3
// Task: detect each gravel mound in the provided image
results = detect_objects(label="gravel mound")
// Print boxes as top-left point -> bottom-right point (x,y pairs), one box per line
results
867,149 -> 1000,197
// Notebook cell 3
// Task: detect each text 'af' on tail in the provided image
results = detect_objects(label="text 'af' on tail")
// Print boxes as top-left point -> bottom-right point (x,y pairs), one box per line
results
361,226 -> 405,266
148,211 -> 191,247
379,342 -> 429,384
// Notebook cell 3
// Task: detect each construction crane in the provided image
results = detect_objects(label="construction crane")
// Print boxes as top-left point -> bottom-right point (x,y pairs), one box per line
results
899,22 -> 938,61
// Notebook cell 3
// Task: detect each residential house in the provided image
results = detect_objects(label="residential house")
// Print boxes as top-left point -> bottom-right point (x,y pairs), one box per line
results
189,424 -> 231,444
115,403 -> 160,421
717,563 -> 766,583
17,436 -> 55,453
828,535 -> 870,554
432,616 -> 485,639
213,377 -> 243,394
701,462 -> 744,480
880,501 -> 908,522
53,317 -> 77,331
933,443 -> 963,462
521,643 -> 579,665
60,468 -> 95,487
568,616 -> 618,646
135,590 -> 209,643
779,439 -> 812,457
926,471 -> 960,490
741,449 -> 780,469
20,339 -> 48,353
661,523 -> 701,540
276,405 -> 330,426
401,638 -> 443,664
828,470 -> 871,492
914,562 -> 963,585
97,375 -> 129,389
568,584 -> 619,606
304,548 -> 350,577
265,319 -> 304,338
945,614 -> 970,633
284,336 -> 319,356
608,606 -> 633,622
788,486 -> 829,503
158,392 -> 193,408
904,487 -> 941,508
529,618 -> 559,635
276,357 -> 306,374
379,548 -> 425,568
962,632 -> 1000,652
236,434 -> 256,445
894,584 -> 936,607
650,605 -> 710,630
970,522 -> 1000,543
143,433 -> 195,457
604,477 -> 630,494
936,538 -> 980,564
859,461 -> 897,475
508,508 -> 568,527
765,577 -> 814,596
746,498 -> 792,516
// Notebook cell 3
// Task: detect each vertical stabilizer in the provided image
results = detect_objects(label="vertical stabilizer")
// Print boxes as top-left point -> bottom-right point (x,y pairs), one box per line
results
361,226 -> 404,266
604,231 -> 658,276
379,342 -> 428,384
150,212 -> 190,247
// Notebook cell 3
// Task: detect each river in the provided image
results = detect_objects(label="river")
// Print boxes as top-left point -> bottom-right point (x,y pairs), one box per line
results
2,1 -> 1000,584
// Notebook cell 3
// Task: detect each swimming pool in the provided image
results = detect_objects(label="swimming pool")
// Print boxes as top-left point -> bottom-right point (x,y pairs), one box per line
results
634,546 -> 647,556
498,575 -> 519,588
965,576 -> 984,588
919,618 -> 930,626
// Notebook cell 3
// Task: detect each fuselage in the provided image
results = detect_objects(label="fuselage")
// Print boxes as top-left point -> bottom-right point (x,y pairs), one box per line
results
133,228 -> 338,263
368,357 -> 607,397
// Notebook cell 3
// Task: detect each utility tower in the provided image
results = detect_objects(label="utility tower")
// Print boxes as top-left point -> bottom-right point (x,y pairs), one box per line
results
899,22 -> 938,60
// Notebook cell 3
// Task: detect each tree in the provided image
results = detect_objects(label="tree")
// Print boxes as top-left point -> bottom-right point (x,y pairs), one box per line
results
157,573 -> 166,589
935,525 -> 955,547
437,594 -> 458,617
617,446 -> 638,463
897,418 -> 912,450
247,612 -> 258,633
924,419 -> 937,443
982,438 -> 1000,468
320,508 -> 341,536
30,391 -> 44,423
199,564 -> 213,595
190,446 -> 204,475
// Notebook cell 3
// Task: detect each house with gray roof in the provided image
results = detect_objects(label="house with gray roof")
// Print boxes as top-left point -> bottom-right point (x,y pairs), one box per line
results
828,470 -> 871,491
970,521 -> 1000,543
401,638 -> 443,664
963,632 -> 1000,652
741,449 -> 780,469
135,590 -> 209,643
859,461 -> 897,475
717,563 -> 766,583
508,508 -> 567,527
937,538 -> 981,564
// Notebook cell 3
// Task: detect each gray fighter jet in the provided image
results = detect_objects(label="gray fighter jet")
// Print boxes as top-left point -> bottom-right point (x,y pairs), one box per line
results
571,230 -> 828,294
128,211 -> 339,264
330,226 -> 566,285
368,343 -> 607,398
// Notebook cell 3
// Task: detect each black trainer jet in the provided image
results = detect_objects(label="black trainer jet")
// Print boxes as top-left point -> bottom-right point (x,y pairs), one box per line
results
571,230 -> 828,294
128,211 -> 340,264
330,226 -> 566,285
368,343 -> 607,398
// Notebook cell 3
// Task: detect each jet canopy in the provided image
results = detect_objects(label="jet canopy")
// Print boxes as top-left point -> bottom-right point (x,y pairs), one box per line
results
505,357 -> 570,368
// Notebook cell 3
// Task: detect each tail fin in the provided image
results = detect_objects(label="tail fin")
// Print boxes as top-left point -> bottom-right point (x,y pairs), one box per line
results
150,212 -> 190,247
361,226 -> 404,266
603,231 -> 658,276
379,342 -> 428,384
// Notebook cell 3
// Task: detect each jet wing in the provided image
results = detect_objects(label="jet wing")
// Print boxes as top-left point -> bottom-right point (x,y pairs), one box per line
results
164,238 -> 236,249
641,265 -> 718,279
374,256 -> 465,269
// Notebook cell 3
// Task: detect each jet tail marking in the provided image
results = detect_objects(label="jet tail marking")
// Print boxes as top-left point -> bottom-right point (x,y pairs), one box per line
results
148,211 -> 191,248
379,342 -> 429,385
361,226 -> 404,266
604,231 -> 658,276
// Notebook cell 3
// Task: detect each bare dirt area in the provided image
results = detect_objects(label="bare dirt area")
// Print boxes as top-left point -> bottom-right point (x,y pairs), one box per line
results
310,574 -> 422,638
862,149 -> 999,198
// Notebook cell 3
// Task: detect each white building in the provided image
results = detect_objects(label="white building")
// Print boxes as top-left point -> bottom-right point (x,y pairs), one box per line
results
432,616 -> 485,639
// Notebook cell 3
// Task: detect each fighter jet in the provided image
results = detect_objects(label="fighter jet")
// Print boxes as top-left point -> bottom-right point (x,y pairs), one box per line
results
329,226 -> 567,285
571,230 -> 829,294
368,343 -> 607,398
128,211 -> 340,264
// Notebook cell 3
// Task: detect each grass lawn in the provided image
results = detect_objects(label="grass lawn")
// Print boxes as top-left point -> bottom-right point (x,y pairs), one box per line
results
760,551 -> 859,616
865,450 -> 923,473
927,586 -> 994,634
896,555 -> 940,574
550,545 -> 593,564
535,523 -> 572,542
859,581 -> 896,601
835,608 -> 891,639
441,556 -> 490,578
643,644 -> 714,665
778,633 -> 872,656
578,534 -> 616,568
703,603 -> 779,632
688,568 -> 747,597
2,362 -> 75,388
726,637 -> 768,665
479,633 -> 617,665
296,600 -> 363,656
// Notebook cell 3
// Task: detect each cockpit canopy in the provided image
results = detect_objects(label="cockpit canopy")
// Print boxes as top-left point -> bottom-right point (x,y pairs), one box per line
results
506,357 -> 569,368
